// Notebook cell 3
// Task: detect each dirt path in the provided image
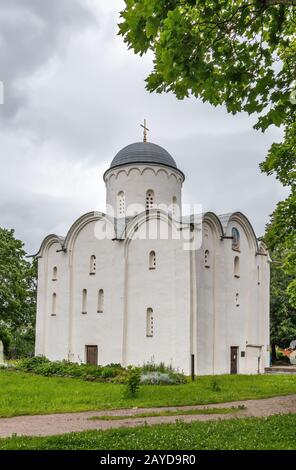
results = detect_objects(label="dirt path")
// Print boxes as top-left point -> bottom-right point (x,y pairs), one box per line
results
1,394 -> 296,438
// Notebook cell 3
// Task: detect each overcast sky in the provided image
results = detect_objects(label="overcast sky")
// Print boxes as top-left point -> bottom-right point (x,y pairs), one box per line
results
0,0 -> 288,254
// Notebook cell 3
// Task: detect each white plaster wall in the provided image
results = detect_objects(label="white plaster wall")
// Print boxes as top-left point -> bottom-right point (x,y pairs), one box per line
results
258,250 -> 271,369
105,165 -> 183,217
36,213 -> 270,376
195,223 -> 217,375
124,218 -> 191,373
35,257 -> 45,356
35,241 -> 69,360
195,218 -> 270,375
70,220 -> 125,365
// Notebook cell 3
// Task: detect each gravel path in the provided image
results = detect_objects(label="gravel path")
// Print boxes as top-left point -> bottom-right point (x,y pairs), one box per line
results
1,394 -> 296,438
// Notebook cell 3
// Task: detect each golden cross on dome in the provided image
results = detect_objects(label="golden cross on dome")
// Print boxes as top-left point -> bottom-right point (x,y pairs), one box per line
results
140,119 -> 149,143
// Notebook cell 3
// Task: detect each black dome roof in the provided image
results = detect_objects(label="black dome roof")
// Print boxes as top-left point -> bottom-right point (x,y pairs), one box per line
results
109,142 -> 178,170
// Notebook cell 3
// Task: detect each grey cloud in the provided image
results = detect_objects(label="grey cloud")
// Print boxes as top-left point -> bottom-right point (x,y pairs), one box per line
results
0,0 -> 287,254
0,0 -> 95,117
0,191 -> 100,255
174,128 -> 286,237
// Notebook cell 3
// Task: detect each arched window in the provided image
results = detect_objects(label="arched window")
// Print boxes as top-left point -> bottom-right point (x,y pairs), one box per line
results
146,308 -> 154,337
97,289 -> 104,313
90,255 -> 96,275
235,292 -> 240,307
149,250 -> 156,270
204,250 -> 210,268
52,266 -> 57,281
234,256 -> 240,278
146,189 -> 154,210
232,228 -> 240,251
82,289 -> 87,314
117,191 -> 125,216
51,293 -> 57,316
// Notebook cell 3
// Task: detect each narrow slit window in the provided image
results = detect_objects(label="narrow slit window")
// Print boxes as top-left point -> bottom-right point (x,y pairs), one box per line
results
257,265 -> 261,285
146,190 -> 154,210
51,293 -> 57,316
146,308 -> 154,337
172,196 -> 178,217
97,289 -> 104,313
234,256 -> 240,278
204,250 -> 210,268
82,289 -> 87,314
90,255 -> 96,275
149,250 -> 156,270
52,266 -> 57,281
117,191 -> 125,217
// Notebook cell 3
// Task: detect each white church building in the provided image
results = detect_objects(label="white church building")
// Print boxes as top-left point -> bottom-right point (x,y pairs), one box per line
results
35,136 -> 270,375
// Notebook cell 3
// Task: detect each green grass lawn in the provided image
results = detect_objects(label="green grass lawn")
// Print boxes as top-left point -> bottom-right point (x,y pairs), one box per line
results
1,369 -> 296,418
1,414 -> 295,450
88,406 -> 243,421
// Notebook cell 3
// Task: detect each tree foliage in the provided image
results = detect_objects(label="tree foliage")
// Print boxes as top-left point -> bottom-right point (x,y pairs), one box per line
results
261,120 -> 296,186
262,119 -> 296,307
0,227 -> 37,357
119,0 -> 296,130
268,247 -> 296,356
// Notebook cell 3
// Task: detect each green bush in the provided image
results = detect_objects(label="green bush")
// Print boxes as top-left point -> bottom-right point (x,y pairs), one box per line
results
210,379 -> 221,392
0,327 -> 12,356
16,356 -> 49,371
140,371 -> 186,385
14,358 -> 124,382
141,362 -> 174,373
8,328 -> 35,359
101,367 -> 118,379
14,357 -> 186,386
140,363 -> 186,385
124,367 -> 141,398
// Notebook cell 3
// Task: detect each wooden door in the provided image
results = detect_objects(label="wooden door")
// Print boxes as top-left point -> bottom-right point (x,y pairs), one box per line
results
86,345 -> 98,365
230,346 -> 238,374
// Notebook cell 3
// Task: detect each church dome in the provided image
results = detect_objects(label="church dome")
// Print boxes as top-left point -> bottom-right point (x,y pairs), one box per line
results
109,142 -> 178,171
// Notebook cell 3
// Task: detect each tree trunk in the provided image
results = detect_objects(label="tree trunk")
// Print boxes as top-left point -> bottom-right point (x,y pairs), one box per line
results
271,343 -> 277,363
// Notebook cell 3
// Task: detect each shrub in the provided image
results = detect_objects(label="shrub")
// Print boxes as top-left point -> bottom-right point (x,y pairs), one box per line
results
14,357 -> 187,387
141,362 -> 174,373
16,356 -> 49,371
8,328 -> 35,359
124,367 -> 141,398
0,327 -> 12,356
140,371 -> 186,385
210,379 -> 221,392
101,367 -> 118,379
14,358 -> 125,382
83,375 -> 97,382
140,363 -> 186,385
111,369 -> 128,384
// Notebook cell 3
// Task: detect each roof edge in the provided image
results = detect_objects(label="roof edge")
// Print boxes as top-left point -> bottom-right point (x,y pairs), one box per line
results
103,161 -> 185,182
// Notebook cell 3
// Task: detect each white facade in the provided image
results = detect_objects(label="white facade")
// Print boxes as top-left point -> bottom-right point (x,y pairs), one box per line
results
35,141 -> 270,375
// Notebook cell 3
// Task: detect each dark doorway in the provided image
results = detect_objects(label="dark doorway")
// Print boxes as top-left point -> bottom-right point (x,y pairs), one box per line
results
230,346 -> 238,374
86,345 -> 98,365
